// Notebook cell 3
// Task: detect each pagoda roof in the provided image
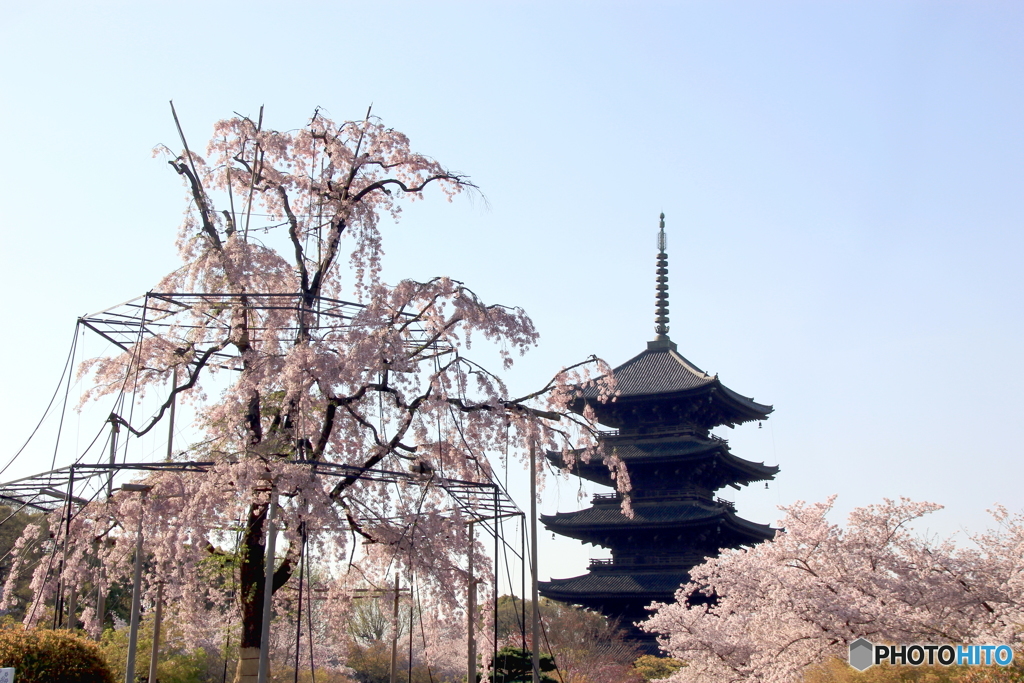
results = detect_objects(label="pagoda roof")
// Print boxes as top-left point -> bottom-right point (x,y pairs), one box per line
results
550,435 -> 722,465
601,438 -> 721,459
592,344 -> 716,398
548,435 -> 778,486
539,571 -> 690,600
575,339 -> 772,427
541,499 -> 775,542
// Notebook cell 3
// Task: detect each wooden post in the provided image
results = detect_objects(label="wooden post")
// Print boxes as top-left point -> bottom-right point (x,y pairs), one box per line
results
107,418 -> 119,498
467,522 -> 476,683
147,582 -> 164,683
124,485 -> 150,683
166,366 -> 177,461
530,439 -> 540,683
389,575 -> 400,683
66,584 -> 78,630
95,554 -> 107,640
55,468 -> 75,629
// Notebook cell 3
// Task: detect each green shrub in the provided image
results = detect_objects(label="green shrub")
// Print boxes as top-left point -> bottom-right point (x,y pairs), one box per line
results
0,627 -> 115,683
633,655 -> 683,681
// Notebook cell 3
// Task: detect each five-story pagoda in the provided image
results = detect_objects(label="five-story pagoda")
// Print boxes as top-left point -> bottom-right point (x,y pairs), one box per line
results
539,215 -> 779,644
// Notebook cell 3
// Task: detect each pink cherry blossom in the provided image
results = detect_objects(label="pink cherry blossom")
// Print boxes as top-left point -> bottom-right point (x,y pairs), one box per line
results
4,110 -> 617,683
643,497 -> 1024,683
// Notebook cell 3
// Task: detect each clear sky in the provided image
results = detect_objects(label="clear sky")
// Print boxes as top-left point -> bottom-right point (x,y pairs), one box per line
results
1,2 -> 1022,585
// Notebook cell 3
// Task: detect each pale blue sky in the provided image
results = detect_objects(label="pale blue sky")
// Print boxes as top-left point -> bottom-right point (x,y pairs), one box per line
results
1,2 -> 1022,582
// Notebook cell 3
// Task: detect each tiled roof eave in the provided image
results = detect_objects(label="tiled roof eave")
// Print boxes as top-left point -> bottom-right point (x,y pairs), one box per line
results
551,448 -> 779,482
541,506 -> 777,541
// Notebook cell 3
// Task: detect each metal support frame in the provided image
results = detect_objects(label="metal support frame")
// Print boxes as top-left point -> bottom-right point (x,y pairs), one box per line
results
467,522 -> 476,683
148,582 -> 164,683
122,483 -> 152,683
2,289 -> 534,681
530,439 -> 540,683
389,575 -> 401,683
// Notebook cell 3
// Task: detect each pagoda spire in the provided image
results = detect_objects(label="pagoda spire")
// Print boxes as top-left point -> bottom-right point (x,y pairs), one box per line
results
653,213 -> 671,344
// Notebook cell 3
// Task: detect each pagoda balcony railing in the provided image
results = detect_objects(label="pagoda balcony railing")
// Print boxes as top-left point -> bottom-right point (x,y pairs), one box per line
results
589,554 -> 707,569
592,487 -> 715,502
590,491 -> 736,512
608,426 -> 730,442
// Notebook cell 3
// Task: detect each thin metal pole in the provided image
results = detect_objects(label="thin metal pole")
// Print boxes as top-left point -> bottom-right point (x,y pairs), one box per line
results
530,440 -> 540,683
95,544 -> 107,640
467,522 -> 476,683
389,574 -> 400,683
125,491 -> 148,683
107,419 -> 119,498
66,584 -> 78,630
407,574 -> 414,683
257,489 -> 278,683
293,528 -> 305,683
166,366 -> 177,461
55,467 -> 75,629
493,489 -> 499,681
221,634 -> 231,683
520,515 -> 526,649
147,582 -> 164,683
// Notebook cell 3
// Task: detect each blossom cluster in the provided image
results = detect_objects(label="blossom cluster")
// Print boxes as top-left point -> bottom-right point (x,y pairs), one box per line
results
643,497 -> 1024,683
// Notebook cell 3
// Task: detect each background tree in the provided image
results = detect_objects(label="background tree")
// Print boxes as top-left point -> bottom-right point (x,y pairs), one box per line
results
98,612 -> 211,683
0,505 -> 46,622
2,109 -> 613,683
495,596 -> 643,683
643,498 -> 1024,683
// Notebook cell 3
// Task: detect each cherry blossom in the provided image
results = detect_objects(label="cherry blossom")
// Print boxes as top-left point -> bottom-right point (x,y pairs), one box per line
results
3,110 -> 615,683
643,497 -> 1024,683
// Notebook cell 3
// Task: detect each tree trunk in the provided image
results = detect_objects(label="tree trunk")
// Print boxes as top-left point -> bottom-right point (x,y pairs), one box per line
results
234,501 -> 268,683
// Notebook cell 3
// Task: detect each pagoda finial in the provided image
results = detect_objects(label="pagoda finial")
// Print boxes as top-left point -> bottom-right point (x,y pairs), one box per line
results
654,213 -> 670,341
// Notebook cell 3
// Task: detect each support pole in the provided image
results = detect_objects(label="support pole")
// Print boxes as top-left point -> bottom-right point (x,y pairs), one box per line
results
66,584 -> 78,630
257,488 -> 278,683
107,418 -> 119,499
467,522 -> 476,683
389,574 -> 400,683
124,486 -> 150,683
494,489 -> 500,676
530,439 -> 540,683
147,582 -> 164,683
520,515 -> 526,649
55,467 -> 75,629
95,549 -> 106,640
166,366 -> 177,461
293,529 -> 305,683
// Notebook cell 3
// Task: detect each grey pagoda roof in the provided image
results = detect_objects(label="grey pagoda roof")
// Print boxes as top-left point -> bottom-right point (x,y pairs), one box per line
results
576,340 -> 773,422
547,435 -> 778,486
540,571 -> 691,599
542,499 -> 775,541
591,344 -> 715,397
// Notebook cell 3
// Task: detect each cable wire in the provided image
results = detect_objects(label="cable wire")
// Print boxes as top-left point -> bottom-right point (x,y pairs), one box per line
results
1,323 -> 80,478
